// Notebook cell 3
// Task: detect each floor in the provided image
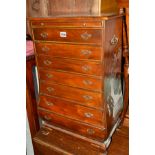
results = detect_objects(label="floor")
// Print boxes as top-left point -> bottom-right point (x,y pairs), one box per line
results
108,121 -> 129,155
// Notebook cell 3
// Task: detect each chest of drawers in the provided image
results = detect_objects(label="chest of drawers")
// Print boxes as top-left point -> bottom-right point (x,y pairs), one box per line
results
30,15 -> 124,154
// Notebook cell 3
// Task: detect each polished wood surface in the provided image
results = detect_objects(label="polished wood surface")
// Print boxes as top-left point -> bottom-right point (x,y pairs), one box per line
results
108,126 -> 129,155
39,82 -> 103,108
38,95 -> 104,126
33,28 -> 102,44
38,109 -> 106,141
39,69 -> 102,91
33,124 -> 129,155
33,125 -> 106,155
35,42 -> 102,61
27,0 -> 119,17
37,55 -> 103,76
30,14 -> 124,154
26,55 -> 40,138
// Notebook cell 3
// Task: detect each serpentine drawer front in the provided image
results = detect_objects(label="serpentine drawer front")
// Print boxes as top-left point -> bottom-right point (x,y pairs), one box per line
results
30,15 -> 123,148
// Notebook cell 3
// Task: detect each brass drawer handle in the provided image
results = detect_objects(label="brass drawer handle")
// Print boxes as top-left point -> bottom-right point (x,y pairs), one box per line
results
44,115 -> 51,121
46,87 -> 54,92
87,129 -> 95,135
84,112 -> 94,118
46,73 -> 53,78
83,80 -> 93,85
42,46 -> 49,52
40,32 -> 48,39
83,95 -> 93,100
81,32 -> 92,40
81,50 -> 92,56
43,60 -> 52,65
41,130 -> 49,136
110,35 -> 119,45
40,22 -> 44,26
46,101 -> 54,106
82,65 -> 91,72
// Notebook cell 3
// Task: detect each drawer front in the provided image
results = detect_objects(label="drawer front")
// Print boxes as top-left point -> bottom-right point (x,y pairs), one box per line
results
33,28 -> 102,45
38,95 -> 104,126
31,21 -> 103,28
35,42 -> 102,61
33,126 -> 105,155
38,109 -> 106,140
37,55 -> 102,76
40,82 -> 103,109
33,140 -> 67,155
39,69 -> 102,91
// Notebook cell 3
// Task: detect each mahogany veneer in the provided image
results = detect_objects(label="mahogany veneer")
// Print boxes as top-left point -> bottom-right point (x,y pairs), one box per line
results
30,14 -> 124,154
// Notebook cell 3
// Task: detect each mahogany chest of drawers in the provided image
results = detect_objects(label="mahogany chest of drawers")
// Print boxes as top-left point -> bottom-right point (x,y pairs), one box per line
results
30,15 -> 124,154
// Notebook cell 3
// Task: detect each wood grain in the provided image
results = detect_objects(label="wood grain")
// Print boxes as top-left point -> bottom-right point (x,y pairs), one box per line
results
39,69 -> 102,91
38,95 -> 104,126
38,109 -> 106,141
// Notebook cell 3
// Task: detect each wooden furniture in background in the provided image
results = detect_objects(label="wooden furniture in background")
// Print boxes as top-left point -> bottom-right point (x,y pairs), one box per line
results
26,0 -> 119,17
118,0 -> 129,127
26,54 -> 40,138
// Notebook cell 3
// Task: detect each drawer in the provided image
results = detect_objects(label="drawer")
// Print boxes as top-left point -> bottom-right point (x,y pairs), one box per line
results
35,42 -> 102,61
33,126 -> 105,155
37,55 -> 102,76
31,21 -> 103,28
33,140 -> 68,155
39,69 -> 102,92
39,82 -> 103,109
38,109 -> 106,141
38,95 -> 104,126
33,28 -> 102,45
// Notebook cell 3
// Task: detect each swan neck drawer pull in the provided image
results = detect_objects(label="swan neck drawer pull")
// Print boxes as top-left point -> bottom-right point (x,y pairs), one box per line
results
83,80 -> 93,85
84,113 -> 94,118
42,46 -> 49,52
81,32 -> 92,40
43,60 -> 52,65
87,129 -> 95,135
46,73 -> 53,78
40,32 -> 48,39
82,65 -> 91,72
83,95 -> 93,100
81,50 -> 92,56
41,130 -> 49,136
44,115 -> 51,121
46,87 -> 54,92
46,101 -> 54,106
